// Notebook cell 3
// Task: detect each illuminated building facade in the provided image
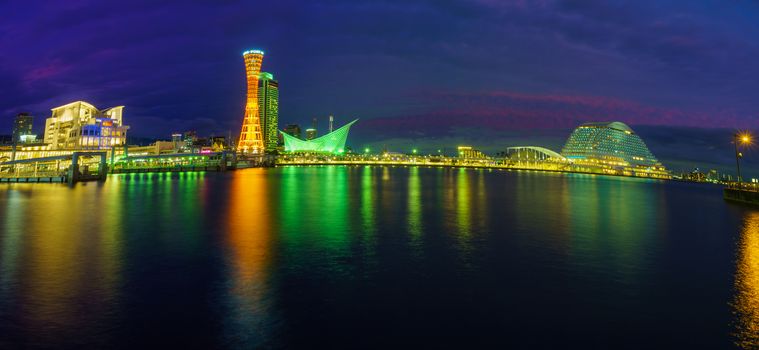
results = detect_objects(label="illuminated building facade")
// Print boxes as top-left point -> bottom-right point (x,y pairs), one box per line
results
457,146 -> 487,159
43,101 -> 129,150
560,121 -> 669,178
258,72 -> 279,153
505,146 -> 568,170
281,119 -> 357,154
237,49 -> 265,154
13,113 -> 34,143
183,131 -> 197,151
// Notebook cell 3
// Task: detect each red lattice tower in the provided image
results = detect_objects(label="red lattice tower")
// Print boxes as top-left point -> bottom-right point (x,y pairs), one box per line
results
237,50 -> 265,154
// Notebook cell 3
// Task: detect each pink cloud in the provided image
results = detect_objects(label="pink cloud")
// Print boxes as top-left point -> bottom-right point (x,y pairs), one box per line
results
23,61 -> 71,85
364,90 -> 753,133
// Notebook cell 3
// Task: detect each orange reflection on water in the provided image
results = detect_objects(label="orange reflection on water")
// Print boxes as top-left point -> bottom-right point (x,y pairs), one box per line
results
734,211 -> 759,348
7,183 -> 123,342
225,170 -> 272,316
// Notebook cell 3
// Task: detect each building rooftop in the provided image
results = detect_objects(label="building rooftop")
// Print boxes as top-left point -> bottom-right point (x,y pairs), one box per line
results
50,100 -> 97,112
579,121 -> 634,133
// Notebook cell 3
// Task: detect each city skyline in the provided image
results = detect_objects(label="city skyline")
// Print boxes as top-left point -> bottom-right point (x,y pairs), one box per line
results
3,1 -> 759,174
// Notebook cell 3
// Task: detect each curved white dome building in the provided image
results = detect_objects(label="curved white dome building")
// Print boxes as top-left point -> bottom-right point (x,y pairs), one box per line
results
561,121 -> 669,178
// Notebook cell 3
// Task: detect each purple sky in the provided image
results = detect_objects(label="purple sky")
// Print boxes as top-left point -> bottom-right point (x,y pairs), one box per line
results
2,0 -> 759,172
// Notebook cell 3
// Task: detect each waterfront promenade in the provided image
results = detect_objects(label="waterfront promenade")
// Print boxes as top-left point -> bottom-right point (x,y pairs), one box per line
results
276,155 -> 672,180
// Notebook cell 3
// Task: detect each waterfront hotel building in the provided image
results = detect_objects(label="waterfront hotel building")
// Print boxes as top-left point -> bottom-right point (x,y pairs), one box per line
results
43,101 -> 129,150
560,121 -> 669,178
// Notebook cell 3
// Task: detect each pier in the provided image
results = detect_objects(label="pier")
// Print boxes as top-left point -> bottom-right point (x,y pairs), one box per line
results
0,151 -> 107,185
111,151 -> 237,173
724,183 -> 759,205
0,151 -> 243,184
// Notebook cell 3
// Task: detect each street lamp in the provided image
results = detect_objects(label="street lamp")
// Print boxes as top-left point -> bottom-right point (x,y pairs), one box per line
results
734,132 -> 752,187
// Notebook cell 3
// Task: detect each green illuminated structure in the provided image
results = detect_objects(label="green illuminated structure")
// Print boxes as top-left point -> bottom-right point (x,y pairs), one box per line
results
280,119 -> 357,154
258,72 -> 279,153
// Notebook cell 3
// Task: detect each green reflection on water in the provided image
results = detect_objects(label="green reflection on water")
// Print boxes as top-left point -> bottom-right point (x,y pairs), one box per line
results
566,176 -> 660,276
456,168 -> 471,238
280,166 -> 303,238
513,173 -> 662,284
408,167 -> 422,238
280,166 -> 350,255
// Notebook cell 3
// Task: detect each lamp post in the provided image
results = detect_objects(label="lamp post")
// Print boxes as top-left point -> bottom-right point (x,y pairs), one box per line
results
734,132 -> 752,188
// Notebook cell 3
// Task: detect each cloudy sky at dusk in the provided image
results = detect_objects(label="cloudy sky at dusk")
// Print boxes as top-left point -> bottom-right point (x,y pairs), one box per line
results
2,0 -> 759,173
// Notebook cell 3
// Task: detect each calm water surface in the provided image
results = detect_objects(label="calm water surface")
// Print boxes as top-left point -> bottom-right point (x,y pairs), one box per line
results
0,166 -> 758,348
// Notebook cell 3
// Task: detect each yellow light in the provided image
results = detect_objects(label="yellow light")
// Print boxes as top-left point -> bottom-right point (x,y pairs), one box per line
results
738,132 -> 753,145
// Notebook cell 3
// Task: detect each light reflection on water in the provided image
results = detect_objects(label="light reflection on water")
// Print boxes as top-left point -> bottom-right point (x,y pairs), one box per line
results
734,212 -> 759,349
223,169 -> 274,347
0,167 -> 753,348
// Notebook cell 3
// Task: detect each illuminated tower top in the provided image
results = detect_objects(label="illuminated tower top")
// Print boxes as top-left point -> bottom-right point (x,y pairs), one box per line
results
243,49 -> 264,56
237,49 -> 266,154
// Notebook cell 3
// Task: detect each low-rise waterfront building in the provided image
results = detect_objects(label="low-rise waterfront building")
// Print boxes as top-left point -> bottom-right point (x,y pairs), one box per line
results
458,146 -> 487,159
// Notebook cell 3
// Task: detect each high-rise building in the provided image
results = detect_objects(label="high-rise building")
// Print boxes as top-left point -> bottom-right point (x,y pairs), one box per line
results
13,113 -> 33,143
283,124 -> 301,139
258,72 -> 279,153
305,128 -> 317,140
172,133 -> 183,151
43,101 -> 129,150
560,121 -> 669,178
183,131 -> 197,152
237,49 -> 265,154
305,117 -> 318,140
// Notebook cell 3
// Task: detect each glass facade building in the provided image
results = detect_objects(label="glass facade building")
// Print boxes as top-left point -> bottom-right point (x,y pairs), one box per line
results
560,121 -> 669,178
258,72 -> 278,153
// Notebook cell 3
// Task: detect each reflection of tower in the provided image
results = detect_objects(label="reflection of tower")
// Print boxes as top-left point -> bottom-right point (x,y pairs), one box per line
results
329,115 -> 334,133
237,49 -> 265,154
